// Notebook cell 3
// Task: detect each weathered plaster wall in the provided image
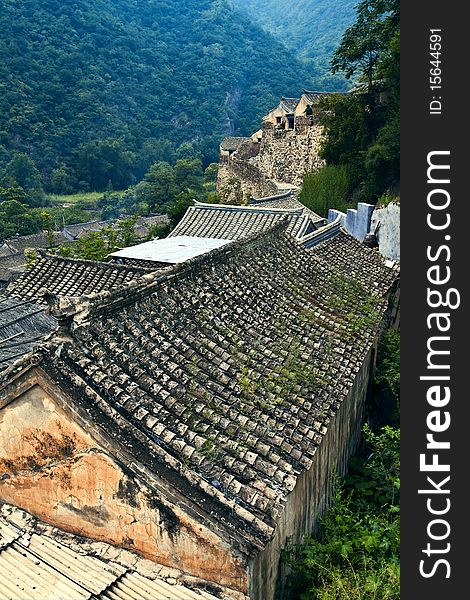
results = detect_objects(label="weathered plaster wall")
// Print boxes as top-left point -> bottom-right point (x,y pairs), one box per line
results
370,201 -> 400,261
249,344 -> 376,600
328,203 -> 375,242
0,382 -> 248,595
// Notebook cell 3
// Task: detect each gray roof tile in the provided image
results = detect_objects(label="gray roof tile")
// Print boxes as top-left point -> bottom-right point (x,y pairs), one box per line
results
3,224 -> 398,553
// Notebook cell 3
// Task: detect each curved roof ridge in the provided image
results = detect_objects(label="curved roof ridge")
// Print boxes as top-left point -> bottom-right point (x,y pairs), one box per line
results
191,201 -> 303,216
31,249 -> 153,273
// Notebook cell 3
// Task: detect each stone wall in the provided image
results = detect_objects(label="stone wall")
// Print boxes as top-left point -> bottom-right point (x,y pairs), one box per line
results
256,120 -> 325,187
249,343 -> 376,600
217,159 -> 279,204
0,374 -> 249,597
216,118 -> 326,201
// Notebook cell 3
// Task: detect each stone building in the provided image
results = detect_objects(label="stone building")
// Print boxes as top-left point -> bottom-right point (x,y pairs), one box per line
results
0,223 -> 399,600
263,97 -> 300,130
217,91 -> 342,201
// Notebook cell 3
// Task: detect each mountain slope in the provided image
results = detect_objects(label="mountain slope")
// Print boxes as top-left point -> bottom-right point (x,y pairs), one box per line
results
231,0 -> 356,68
0,0 -> 315,184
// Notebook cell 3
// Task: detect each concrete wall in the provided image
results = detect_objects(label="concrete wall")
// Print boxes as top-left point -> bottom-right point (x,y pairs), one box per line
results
370,201 -> 400,261
249,344 -> 376,600
328,203 -> 375,242
0,378 -> 248,596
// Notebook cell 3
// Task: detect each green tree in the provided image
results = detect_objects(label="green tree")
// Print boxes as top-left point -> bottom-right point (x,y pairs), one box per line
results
4,153 -> 45,206
331,0 -> 400,91
0,184 -> 27,204
312,0 -> 400,202
0,200 -> 42,240
300,165 -> 352,217
50,165 -> 77,195
116,215 -> 138,247
133,161 -> 177,212
72,139 -> 136,191
40,211 -> 55,249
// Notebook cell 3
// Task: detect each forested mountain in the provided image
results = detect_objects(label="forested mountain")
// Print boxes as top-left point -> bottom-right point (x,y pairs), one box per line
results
0,0 -> 320,191
231,0 -> 356,75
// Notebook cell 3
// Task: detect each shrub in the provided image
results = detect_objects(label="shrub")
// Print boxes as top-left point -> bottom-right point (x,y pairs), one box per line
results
287,424 -> 400,600
299,165 -> 353,218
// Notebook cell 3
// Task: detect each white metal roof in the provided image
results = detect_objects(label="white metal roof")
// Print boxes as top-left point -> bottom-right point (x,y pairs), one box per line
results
110,236 -> 231,264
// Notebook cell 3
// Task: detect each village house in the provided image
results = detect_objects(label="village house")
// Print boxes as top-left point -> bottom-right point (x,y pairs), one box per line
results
108,194 -> 324,269
217,91 -> 344,199
0,222 -> 399,599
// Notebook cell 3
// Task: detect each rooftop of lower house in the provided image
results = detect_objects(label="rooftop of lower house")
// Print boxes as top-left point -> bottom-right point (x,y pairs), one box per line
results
0,296 -> 56,371
0,502 -> 223,600
248,192 -> 324,224
0,224 -> 399,556
2,231 -> 69,254
5,251 -> 155,304
63,215 -> 169,241
0,253 -> 156,370
169,201 -> 315,240
0,252 -> 27,286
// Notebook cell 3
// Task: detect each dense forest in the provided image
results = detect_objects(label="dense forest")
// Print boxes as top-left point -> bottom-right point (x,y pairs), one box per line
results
231,0 -> 356,78
0,0 -> 320,193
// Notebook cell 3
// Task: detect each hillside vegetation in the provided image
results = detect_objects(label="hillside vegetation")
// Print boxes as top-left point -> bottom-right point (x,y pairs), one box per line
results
0,0 -> 316,192
232,0 -> 356,79
300,0 -> 400,208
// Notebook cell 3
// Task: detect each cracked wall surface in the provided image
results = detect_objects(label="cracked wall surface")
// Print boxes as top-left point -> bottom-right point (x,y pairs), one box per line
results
0,383 -> 249,595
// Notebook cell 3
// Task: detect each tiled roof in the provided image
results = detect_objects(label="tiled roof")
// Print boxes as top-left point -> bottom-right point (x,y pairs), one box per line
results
0,296 -> 56,370
64,216 -> 170,242
133,215 -> 170,240
8,224 -> 398,553
301,90 -> 346,104
311,229 -> 399,296
169,202 -> 313,240
3,231 -> 68,253
6,252 -> 154,304
0,503 -> 222,600
63,220 -> 112,240
249,193 -> 324,224
220,137 -> 251,152
0,254 -> 156,370
279,97 -> 299,113
0,253 -> 26,283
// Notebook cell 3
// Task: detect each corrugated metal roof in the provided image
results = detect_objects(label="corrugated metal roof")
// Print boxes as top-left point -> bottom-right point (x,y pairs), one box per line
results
27,534 -> 124,594
98,572 -> 219,600
0,509 -> 223,600
0,519 -> 20,549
